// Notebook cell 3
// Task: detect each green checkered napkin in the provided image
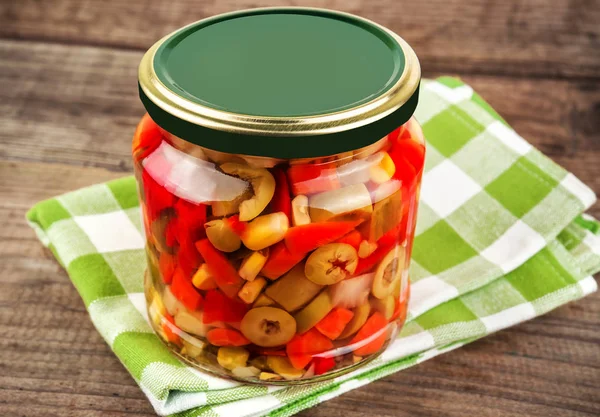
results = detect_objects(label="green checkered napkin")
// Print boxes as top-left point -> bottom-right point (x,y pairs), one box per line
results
27,77 -> 600,417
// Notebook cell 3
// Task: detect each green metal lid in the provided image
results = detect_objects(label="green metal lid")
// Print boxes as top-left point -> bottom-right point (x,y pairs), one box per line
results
138,8 -> 421,158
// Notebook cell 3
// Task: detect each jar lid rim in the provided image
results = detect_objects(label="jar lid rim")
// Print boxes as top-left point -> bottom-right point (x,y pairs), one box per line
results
138,7 -> 421,158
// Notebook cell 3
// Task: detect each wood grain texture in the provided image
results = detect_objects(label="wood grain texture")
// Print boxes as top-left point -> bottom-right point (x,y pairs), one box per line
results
1,1 -> 599,415
1,0 -> 599,78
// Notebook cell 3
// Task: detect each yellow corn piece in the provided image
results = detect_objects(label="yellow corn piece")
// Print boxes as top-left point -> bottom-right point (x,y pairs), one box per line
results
259,372 -> 281,381
267,356 -> 304,380
369,152 -> 396,184
192,264 -> 217,290
238,277 -> 268,304
253,293 -> 275,308
240,212 -> 289,251
239,250 -> 269,281
217,346 -> 249,371
358,240 -> 378,258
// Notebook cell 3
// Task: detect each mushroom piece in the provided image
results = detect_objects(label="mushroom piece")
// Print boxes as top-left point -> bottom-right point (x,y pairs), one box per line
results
205,219 -> 242,252
220,163 -> 276,221
291,195 -> 311,226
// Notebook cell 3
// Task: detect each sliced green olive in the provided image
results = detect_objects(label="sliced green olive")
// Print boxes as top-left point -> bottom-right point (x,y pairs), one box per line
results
240,307 -> 297,347
372,246 -> 405,299
220,163 -> 275,221
305,243 -> 358,285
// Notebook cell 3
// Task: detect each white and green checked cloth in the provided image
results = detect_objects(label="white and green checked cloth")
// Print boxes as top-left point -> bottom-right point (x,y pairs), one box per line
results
27,77 -> 600,417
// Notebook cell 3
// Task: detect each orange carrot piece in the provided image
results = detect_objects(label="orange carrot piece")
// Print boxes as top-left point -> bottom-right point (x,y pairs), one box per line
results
206,328 -> 250,347
350,312 -> 389,356
286,329 -> 334,370
315,307 -> 355,340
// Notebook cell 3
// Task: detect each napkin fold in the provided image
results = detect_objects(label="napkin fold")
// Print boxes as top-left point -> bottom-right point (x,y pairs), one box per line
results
27,77 -> 600,417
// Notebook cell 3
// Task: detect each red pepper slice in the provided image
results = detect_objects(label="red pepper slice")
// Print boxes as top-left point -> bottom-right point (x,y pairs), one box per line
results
132,113 -> 163,162
175,199 -> 207,242
142,169 -> 176,222
286,329 -> 334,370
202,289 -> 248,324
270,168 -> 292,221
285,220 -> 362,254
350,312 -> 388,356
206,328 -> 250,346
313,356 -> 336,375
260,241 -> 305,280
195,239 -> 244,299
391,140 -> 425,174
177,237 -> 202,278
315,307 -> 355,340
335,230 -> 362,251
287,163 -> 340,195
159,252 -> 176,284
170,268 -> 203,311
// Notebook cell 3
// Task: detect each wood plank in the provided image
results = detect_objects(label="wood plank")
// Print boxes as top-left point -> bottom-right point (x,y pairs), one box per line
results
1,0 -> 599,78
1,40 -> 599,215
1,161 -> 599,417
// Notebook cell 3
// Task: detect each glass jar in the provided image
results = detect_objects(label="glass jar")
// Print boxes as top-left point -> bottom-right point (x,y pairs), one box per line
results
134,8 -> 424,384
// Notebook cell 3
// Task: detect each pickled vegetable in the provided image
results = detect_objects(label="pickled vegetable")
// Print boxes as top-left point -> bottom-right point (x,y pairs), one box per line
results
350,312 -> 388,356
372,246 -> 405,299
240,212 -> 289,251
286,328 -> 334,369
240,307 -> 297,347
253,294 -> 275,308
239,250 -> 269,281
305,243 -> 358,285
238,277 -> 268,304
260,241 -> 305,279
207,328 -> 251,346
315,307 -> 354,340
370,295 -> 395,320
291,195 -> 311,226
195,239 -> 244,299
174,310 -> 210,336
220,163 -> 276,221
267,356 -> 304,380
284,220 -> 360,254
264,264 -> 323,312
308,184 -> 372,223
205,218 -> 242,252
338,303 -> 370,339
368,152 -> 396,184
329,273 -> 374,309
217,347 -> 250,370
137,111 -> 423,381
294,290 -> 334,334
192,264 -> 218,290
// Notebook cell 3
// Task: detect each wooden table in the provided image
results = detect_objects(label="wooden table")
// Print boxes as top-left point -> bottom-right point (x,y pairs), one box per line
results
1,1 -> 599,416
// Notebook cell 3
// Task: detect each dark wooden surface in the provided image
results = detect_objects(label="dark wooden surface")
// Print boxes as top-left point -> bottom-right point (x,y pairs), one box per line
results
1,1 -> 599,416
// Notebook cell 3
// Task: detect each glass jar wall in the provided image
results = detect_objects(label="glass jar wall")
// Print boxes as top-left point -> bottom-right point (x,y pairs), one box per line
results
134,114 -> 425,383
